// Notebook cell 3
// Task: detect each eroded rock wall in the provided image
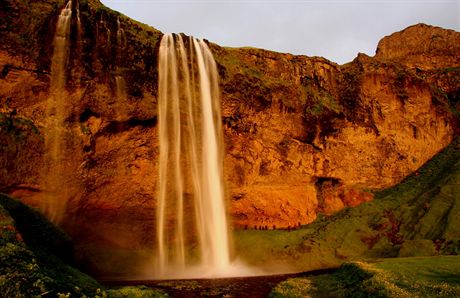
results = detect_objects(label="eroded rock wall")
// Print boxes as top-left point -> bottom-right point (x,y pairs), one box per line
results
213,33 -> 458,229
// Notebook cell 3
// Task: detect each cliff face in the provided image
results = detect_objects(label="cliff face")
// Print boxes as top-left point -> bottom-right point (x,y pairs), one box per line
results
0,0 -> 459,276
214,28 -> 459,229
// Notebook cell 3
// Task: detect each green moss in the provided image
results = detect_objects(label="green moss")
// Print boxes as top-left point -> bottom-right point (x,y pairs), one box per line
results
427,65 -> 460,119
0,0 -> 63,64
0,195 -> 169,297
0,194 -> 72,261
235,138 -> 460,270
0,194 -> 104,297
0,111 -> 41,142
0,112 -> 43,191
271,257 -> 460,298
269,278 -> 314,298
107,286 -> 168,298
339,62 -> 363,111
303,83 -> 342,117
157,280 -> 201,291
392,69 -> 409,101
398,240 -> 435,257
214,46 -> 298,111
438,66 -> 460,74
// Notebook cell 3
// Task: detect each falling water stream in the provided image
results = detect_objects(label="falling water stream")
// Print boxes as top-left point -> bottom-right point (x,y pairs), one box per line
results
157,34 -> 239,278
115,17 -> 127,102
43,3 -> 255,279
41,0 -> 73,223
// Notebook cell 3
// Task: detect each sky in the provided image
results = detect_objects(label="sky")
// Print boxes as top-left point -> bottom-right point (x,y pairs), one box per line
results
100,0 -> 460,64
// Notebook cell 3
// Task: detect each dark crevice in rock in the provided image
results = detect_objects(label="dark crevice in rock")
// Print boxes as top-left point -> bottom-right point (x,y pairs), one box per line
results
1,184 -> 41,195
223,115 -> 257,134
292,137 -> 322,152
0,64 -> 49,79
79,107 -> 100,122
97,117 -> 157,136
315,177 -> 342,188
232,193 -> 245,201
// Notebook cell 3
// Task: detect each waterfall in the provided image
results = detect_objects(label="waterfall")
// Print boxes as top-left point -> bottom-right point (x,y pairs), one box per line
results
41,0 -> 73,223
76,1 -> 82,42
116,17 -> 126,49
98,14 -> 111,52
51,0 -> 72,92
156,33 -> 231,277
114,75 -> 127,101
115,17 -> 127,101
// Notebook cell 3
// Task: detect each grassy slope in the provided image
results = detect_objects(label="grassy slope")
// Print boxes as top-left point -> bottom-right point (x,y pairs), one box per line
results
0,194 -> 104,297
234,137 -> 460,271
270,256 -> 460,297
0,194 -> 166,298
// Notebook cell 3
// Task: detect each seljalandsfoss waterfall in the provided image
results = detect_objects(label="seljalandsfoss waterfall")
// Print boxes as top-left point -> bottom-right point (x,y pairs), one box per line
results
41,0 -> 74,224
156,33 -> 237,278
4,0 -> 460,296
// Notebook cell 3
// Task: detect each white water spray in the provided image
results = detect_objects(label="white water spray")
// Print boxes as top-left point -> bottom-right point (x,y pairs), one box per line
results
156,33 -> 233,277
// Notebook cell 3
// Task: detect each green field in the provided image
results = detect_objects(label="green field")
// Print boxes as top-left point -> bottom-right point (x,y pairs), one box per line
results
270,256 -> 460,297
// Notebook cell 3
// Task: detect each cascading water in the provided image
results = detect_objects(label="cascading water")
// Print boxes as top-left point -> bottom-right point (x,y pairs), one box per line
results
116,17 -> 126,48
156,33 -> 232,277
76,1 -> 82,42
98,14 -> 111,52
41,0 -> 73,223
115,17 -> 127,101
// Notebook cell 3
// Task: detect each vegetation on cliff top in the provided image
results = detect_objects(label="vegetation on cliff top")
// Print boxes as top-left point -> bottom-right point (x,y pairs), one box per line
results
0,0 -> 162,98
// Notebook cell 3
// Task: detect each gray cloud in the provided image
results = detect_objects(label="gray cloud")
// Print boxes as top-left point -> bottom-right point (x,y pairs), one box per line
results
101,0 -> 459,64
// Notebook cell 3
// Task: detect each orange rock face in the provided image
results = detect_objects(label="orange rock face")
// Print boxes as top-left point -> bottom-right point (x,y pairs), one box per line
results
375,23 -> 460,69
0,0 -> 458,276
213,25 -> 458,229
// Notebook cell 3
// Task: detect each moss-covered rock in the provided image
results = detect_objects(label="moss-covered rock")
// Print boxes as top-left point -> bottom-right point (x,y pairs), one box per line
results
107,286 -> 168,298
0,194 -> 104,297
270,256 -> 460,298
0,111 -> 43,191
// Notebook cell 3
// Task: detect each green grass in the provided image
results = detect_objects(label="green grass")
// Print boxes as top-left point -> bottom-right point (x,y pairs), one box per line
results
234,228 -> 317,268
0,194 -> 105,297
0,194 -> 167,298
0,194 -> 72,263
270,256 -> 460,298
234,137 -> 460,271
107,286 -> 167,298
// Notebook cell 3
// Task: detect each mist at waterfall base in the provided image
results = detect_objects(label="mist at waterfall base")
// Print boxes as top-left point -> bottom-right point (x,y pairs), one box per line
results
152,33 -> 260,280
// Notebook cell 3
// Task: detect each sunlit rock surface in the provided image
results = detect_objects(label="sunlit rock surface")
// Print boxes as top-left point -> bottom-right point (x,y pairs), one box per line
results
0,0 -> 458,276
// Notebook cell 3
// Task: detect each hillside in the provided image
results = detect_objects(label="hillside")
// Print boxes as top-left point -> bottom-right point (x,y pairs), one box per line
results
235,137 -> 460,272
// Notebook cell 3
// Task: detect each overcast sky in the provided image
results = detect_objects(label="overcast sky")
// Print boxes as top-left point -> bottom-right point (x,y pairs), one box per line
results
100,0 -> 459,64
